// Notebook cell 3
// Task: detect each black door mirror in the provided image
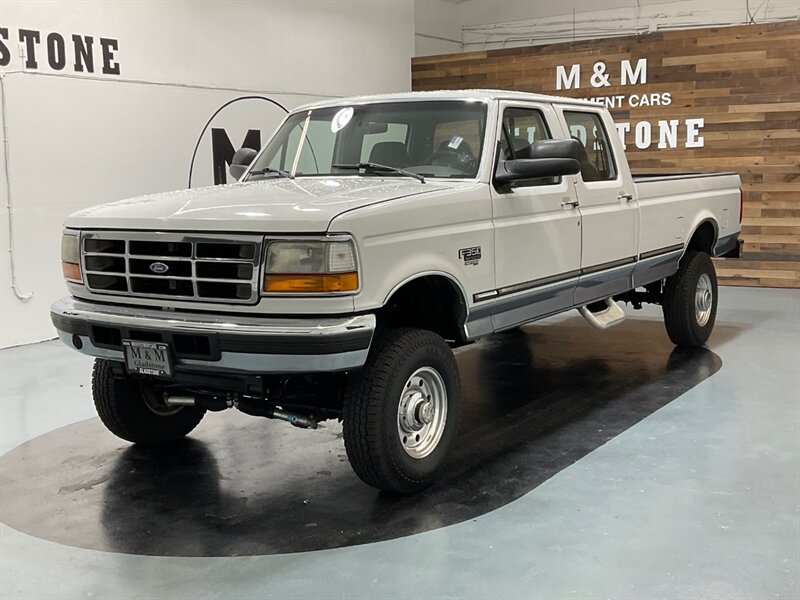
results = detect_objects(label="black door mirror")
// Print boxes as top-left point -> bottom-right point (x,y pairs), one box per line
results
229,147 -> 258,181
495,139 -> 582,188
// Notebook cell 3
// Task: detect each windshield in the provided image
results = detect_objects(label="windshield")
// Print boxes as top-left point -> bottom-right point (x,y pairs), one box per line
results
246,100 -> 488,181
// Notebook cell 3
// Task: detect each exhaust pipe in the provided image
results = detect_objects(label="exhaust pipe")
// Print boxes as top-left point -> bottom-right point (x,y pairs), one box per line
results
163,395 -> 231,412
163,395 -> 195,406
163,394 -> 318,429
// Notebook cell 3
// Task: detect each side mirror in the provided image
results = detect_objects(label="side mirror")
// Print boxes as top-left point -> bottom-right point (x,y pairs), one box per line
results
529,139 -> 581,160
229,147 -> 258,181
495,139 -> 582,187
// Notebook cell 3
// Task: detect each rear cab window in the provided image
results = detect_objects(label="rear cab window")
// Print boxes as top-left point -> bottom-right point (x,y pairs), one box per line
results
563,111 -> 618,182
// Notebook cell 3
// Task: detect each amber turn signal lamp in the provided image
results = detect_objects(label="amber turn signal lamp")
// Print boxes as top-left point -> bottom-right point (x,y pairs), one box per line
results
264,272 -> 358,293
62,261 -> 82,281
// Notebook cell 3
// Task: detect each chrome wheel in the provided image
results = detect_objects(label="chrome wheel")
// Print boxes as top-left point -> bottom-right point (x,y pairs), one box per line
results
397,366 -> 447,459
695,272 -> 713,326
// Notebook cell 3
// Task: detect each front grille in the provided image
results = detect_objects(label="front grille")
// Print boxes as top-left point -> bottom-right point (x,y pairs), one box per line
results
81,232 -> 262,304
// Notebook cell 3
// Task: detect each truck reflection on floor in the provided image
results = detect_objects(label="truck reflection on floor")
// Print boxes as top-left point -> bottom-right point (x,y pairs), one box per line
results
0,317 -> 730,557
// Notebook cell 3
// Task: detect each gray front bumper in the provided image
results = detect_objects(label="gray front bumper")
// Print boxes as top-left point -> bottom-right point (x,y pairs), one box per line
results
51,296 -> 375,374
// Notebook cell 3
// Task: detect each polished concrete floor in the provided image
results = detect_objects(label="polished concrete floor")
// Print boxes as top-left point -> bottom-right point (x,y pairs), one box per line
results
1,286 -> 798,599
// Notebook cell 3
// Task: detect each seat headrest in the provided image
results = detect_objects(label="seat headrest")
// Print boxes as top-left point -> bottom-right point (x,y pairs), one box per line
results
368,142 -> 409,167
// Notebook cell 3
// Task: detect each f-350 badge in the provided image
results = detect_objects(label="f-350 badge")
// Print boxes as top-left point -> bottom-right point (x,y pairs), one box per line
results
458,246 -> 481,266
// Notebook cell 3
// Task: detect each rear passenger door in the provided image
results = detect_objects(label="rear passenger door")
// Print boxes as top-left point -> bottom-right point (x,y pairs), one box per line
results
486,102 -> 582,330
556,107 -> 639,304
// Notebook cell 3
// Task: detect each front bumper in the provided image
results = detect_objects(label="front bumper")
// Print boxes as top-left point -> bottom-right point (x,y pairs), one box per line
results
51,296 -> 375,374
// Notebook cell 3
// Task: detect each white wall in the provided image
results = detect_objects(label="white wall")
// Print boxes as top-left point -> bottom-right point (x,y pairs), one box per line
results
459,0 -> 800,50
414,0 -> 799,54
414,0 -> 462,56
0,0 -> 414,348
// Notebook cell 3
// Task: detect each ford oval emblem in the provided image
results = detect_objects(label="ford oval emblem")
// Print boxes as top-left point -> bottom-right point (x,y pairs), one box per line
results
149,261 -> 169,274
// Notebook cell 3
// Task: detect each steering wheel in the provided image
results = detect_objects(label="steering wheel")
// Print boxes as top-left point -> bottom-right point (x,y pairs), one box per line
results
426,147 -> 476,172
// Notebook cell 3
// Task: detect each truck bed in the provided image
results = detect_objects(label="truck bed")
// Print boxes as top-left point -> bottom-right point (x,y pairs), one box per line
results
633,171 -> 741,258
632,172 -> 739,183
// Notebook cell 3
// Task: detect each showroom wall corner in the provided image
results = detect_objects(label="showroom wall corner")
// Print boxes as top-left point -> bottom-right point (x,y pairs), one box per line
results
0,0 -> 415,348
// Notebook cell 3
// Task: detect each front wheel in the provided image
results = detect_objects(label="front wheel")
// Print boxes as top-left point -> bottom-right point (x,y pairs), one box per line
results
662,250 -> 718,348
342,329 -> 461,493
92,359 -> 205,445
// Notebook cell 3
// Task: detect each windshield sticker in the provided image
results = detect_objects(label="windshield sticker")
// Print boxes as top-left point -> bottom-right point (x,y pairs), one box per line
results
448,135 -> 464,149
331,107 -> 354,133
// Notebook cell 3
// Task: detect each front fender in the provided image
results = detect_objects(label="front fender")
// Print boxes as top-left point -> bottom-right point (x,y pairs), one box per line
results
329,182 -> 496,314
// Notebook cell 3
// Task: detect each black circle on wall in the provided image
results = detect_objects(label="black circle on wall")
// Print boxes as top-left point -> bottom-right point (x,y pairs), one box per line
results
187,95 -> 289,189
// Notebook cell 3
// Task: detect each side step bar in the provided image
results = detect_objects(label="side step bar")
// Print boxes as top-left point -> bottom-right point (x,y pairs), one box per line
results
579,298 -> 626,330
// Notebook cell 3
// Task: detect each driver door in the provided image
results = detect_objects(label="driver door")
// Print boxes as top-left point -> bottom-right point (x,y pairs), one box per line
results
488,102 -> 582,329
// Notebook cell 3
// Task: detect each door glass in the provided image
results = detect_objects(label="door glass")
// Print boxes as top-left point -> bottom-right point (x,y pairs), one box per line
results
499,107 -> 557,186
501,108 -> 550,159
563,111 -> 617,182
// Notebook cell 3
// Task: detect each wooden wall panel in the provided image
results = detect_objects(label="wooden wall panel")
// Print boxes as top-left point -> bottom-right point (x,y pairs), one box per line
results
412,21 -> 800,288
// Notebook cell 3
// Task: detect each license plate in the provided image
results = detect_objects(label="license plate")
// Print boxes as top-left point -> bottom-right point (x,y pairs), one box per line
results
122,340 -> 173,377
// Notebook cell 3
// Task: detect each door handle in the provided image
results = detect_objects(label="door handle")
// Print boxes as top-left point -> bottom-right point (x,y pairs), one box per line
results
618,192 -> 634,202
561,199 -> 579,208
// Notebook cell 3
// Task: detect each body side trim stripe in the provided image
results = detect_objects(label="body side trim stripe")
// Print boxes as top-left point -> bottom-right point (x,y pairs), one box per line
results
495,269 -> 582,297
579,256 -> 637,276
639,243 -> 684,261
473,243 -> 686,304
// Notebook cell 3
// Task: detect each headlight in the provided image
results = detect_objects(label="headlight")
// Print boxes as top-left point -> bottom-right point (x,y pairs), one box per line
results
61,233 -> 82,282
263,238 -> 358,293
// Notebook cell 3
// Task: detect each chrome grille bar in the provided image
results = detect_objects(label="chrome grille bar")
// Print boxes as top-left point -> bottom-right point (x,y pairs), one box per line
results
80,231 -> 263,304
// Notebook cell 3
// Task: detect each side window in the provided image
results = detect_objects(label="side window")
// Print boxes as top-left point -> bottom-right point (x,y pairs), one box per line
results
563,111 -> 617,182
499,107 -> 558,187
501,107 -> 550,159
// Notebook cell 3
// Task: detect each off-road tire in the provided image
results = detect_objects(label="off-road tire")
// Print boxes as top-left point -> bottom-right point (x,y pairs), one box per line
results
92,359 -> 205,445
662,250 -> 718,348
342,328 -> 461,493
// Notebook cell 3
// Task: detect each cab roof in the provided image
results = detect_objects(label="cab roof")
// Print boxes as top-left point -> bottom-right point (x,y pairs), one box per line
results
294,89 -> 599,112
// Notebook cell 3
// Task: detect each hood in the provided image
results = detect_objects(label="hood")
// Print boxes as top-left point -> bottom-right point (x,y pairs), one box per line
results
65,177 -> 455,232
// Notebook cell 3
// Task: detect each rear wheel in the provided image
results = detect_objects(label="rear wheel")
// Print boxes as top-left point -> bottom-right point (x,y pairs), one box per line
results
342,328 -> 461,493
92,359 -> 205,445
662,250 -> 718,348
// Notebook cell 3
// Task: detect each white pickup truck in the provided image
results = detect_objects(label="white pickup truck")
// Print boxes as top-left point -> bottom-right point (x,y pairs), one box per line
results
52,90 -> 741,492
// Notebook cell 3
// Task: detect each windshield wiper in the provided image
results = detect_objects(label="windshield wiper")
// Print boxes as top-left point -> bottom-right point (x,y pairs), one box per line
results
333,162 -> 425,183
247,167 -> 292,179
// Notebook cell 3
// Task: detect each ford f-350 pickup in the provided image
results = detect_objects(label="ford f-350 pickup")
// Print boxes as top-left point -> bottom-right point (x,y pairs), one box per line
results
52,90 -> 741,492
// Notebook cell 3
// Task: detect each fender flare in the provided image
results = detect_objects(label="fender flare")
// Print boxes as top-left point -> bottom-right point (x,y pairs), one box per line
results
381,270 -> 470,339
382,270 -> 469,310
681,217 -> 719,259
